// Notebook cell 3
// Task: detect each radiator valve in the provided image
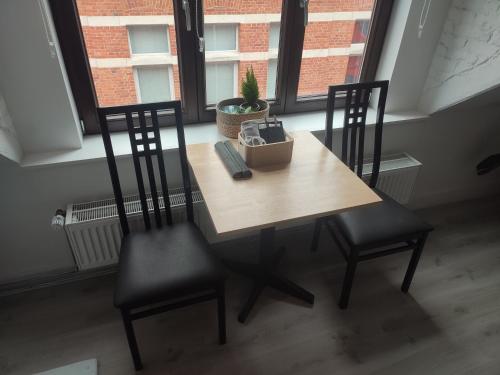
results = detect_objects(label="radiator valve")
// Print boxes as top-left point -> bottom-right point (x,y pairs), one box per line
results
51,209 -> 66,230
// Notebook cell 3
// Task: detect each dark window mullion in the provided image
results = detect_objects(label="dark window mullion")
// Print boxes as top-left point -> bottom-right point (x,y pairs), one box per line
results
359,0 -> 394,83
197,0 -> 290,122
269,0 -> 294,115
281,0 -> 306,113
173,0 -> 200,124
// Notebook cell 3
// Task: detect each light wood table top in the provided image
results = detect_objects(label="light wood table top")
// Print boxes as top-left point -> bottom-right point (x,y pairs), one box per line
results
186,131 -> 381,236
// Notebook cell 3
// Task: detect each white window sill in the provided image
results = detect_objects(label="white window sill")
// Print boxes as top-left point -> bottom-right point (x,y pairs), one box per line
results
20,109 -> 427,168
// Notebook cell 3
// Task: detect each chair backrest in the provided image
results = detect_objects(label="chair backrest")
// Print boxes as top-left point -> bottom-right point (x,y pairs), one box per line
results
324,80 -> 388,188
98,101 -> 193,236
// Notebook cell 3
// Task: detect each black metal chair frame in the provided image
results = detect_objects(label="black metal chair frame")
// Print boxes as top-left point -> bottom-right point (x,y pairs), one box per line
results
310,81 -> 432,309
99,101 -> 226,370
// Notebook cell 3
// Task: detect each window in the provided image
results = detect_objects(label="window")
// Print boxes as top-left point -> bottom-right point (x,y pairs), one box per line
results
205,63 -> 236,105
269,23 -> 280,50
352,20 -> 371,44
297,16 -> 373,97
267,59 -> 277,99
49,0 -> 393,134
205,24 -> 237,51
128,25 -> 170,54
204,24 -> 238,106
135,66 -> 172,103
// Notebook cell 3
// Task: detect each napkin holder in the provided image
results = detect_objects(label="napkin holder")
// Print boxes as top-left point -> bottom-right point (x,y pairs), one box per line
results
237,131 -> 294,168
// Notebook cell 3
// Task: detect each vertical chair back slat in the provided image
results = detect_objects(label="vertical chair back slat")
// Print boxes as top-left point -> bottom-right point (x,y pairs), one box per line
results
137,110 -> 162,228
348,89 -> 360,171
125,112 -> 151,229
174,102 -> 194,222
151,109 -> 173,225
324,81 -> 389,188
99,110 -> 130,236
98,101 -> 190,234
341,89 -> 351,162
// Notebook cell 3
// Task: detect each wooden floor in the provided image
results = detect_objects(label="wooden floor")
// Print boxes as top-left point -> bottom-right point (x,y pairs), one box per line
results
2,197 -> 500,375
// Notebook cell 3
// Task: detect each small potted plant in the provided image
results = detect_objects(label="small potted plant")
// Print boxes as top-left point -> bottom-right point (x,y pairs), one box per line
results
216,66 -> 270,138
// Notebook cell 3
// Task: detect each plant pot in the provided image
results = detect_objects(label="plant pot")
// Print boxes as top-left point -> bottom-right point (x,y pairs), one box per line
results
216,98 -> 270,138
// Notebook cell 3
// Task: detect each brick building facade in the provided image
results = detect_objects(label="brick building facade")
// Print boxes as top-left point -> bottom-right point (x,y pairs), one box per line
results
76,0 -> 374,107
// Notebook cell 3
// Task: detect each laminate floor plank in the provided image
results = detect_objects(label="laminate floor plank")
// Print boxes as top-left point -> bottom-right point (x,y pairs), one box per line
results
1,197 -> 500,375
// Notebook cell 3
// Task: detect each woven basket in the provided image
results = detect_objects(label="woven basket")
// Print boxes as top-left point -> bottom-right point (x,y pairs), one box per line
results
216,98 -> 270,138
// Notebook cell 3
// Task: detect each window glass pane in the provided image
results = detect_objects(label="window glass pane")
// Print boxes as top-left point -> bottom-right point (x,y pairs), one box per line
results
267,59 -> 277,99
128,25 -> 169,54
269,23 -> 280,50
75,0 -> 181,106
203,0 -> 283,105
205,24 -> 237,51
297,0 -> 376,97
136,66 -> 171,103
206,63 -> 235,105
352,20 -> 370,44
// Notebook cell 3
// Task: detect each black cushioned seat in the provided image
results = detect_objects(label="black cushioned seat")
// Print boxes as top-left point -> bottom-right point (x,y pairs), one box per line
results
114,222 -> 225,309
333,190 -> 433,248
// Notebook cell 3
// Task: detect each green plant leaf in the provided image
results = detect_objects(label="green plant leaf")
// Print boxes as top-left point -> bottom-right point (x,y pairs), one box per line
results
241,66 -> 260,107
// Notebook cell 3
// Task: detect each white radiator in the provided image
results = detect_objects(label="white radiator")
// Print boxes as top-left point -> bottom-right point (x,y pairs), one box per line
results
362,153 -> 422,204
65,188 -> 207,270
64,153 -> 422,271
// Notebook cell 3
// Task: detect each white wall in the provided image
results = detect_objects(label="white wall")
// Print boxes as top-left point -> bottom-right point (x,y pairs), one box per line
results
420,0 -> 500,113
1,104 -> 500,284
0,91 -> 22,163
376,0 -> 452,112
0,0 -> 82,154
0,0 -> 500,284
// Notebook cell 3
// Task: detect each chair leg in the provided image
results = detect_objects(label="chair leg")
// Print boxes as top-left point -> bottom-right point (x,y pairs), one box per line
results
310,218 -> 323,252
402,233 -> 429,293
339,248 -> 359,309
217,284 -> 227,345
121,309 -> 143,371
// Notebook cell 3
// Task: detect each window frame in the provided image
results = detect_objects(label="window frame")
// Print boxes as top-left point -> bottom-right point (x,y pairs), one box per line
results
49,0 -> 393,135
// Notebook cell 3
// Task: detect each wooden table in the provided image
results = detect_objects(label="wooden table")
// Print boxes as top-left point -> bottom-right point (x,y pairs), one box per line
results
187,131 -> 381,322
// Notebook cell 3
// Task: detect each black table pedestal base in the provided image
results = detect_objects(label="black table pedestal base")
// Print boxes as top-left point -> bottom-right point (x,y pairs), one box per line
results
224,227 -> 315,323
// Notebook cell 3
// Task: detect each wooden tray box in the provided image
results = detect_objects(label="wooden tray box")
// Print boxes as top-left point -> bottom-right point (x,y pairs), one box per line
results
237,132 -> 294,168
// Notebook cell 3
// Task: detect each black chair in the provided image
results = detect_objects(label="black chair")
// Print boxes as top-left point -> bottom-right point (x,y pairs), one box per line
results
98,101 -> 226,371
310,81 -> 433,309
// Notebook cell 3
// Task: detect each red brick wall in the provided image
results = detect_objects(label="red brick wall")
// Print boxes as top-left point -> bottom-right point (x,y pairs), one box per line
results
204,0 -> 281,14
76,0 -> 173,16
91,68 -> 137,106
77,0 -> 373,106
298,56 -> 349,96
309,0 -> 374,12
239,24 -> 269,52
83,27 -> 130,58
172,65 -> 181,99
303,21 -> 355,50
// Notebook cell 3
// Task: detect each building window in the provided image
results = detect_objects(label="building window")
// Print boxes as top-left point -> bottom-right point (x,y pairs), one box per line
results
269,23 -> 280,50
352,20 -> 371,44
135,66 -> 172,103
267,59 -> 277,99
49,0 -> 393,134
204,24 -> 237,51
128,25 -> 170,54
205,63 -> 236,105
345,56 -> 363,84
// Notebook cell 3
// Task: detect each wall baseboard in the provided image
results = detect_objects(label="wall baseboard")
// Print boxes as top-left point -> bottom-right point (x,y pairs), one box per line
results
0,265 -> 117,297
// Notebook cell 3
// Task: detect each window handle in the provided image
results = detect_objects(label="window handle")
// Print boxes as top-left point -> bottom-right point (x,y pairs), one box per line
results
182,0 -> 192,31
299,0 -> 309,26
